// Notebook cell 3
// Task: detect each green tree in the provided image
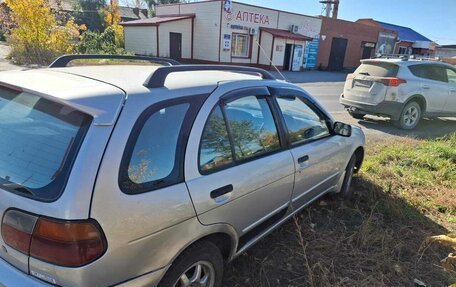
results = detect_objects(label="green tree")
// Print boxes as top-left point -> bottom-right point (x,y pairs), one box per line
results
73,0 -> 105,31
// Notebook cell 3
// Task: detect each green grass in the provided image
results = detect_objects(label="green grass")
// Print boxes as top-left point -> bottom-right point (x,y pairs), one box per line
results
361,133 -> 456,227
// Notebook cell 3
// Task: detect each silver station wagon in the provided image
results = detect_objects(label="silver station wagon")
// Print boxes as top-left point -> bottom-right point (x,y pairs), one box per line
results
0,55 -> 365,287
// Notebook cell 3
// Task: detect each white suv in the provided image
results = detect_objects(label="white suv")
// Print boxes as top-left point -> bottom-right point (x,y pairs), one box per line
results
340,59 -> 456,129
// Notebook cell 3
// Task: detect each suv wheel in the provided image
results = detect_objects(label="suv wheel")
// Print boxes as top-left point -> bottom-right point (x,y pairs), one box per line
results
396,101 -> 421,130
159,241 -> 223,287
348,111 -> 366,120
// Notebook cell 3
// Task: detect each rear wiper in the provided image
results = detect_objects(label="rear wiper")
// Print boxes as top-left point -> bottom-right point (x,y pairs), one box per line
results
359,72 -> 370,76
1,183 -> 35,196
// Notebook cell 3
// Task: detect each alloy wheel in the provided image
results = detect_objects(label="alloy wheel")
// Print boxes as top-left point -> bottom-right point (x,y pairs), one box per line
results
403,106 -> 419,127
173,261 -> 215,287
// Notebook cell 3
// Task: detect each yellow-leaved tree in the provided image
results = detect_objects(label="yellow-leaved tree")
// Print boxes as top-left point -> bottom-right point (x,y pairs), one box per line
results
103,0 -> 124,48
5,0 -> 80,65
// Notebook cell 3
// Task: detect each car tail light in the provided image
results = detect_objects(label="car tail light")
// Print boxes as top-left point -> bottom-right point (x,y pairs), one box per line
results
380,78 -> 407,87
1,210 -> 37,254
1,210 -> 106,267
346,73 -> 355,80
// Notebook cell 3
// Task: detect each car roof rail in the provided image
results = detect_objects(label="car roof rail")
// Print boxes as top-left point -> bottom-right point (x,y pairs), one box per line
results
143,65 -> 277,88
49,54 -> 181,68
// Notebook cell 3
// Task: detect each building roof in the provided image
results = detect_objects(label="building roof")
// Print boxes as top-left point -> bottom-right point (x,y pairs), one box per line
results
121,14 -> 195,27
260,28 -> 313,42
119,6 -> 148,20
48,0 -> 148,20
49,0 -> 79,11
439,44 -> 456,49
375,21 -> 432,42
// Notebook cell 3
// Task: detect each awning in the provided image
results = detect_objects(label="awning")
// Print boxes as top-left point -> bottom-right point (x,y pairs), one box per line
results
120,14 -> 195,27
260,27 -> 313,42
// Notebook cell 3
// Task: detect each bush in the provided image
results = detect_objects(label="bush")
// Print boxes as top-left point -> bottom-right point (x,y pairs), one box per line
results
0,31 -> 6,42
6,0 -> 80,65
77,26 -> 125,55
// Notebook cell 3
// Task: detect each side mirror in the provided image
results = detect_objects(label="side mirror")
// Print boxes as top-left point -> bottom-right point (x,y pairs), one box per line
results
333,122 -> 352,137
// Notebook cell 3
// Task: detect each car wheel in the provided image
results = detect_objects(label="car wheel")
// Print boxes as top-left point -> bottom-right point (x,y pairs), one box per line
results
338,153 -> 356,198
158,241 -> 223,287
348,111 -> 366,120
396,101 -> 421,130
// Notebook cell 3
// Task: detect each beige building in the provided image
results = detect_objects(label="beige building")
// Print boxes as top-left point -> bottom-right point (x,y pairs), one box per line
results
121,0 -> 322,71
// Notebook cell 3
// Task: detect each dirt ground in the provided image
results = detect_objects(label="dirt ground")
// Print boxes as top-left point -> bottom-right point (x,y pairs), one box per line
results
0,42 -> 19,71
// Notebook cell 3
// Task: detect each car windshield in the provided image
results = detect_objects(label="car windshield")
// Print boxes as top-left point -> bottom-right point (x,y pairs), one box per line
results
0,86 -> 91,201
354,62 -> 399,77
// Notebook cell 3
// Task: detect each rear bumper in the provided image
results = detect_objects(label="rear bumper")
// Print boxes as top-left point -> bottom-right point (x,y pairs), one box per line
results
0,258 -> 51,287
340,97 -> 403,120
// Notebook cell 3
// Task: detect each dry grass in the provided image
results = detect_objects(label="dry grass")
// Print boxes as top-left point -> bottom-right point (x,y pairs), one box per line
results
223,134 -> 456,287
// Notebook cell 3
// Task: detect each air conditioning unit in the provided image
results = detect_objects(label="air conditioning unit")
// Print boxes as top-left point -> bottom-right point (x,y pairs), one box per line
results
289,25 -> 299,34
249,28 -> 257,35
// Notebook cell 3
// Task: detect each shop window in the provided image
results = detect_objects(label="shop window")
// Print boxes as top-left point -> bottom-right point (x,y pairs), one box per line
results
231,34 -> 250,58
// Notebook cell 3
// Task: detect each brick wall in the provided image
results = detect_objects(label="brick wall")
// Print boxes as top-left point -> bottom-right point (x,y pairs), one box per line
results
317,17 -> 395,70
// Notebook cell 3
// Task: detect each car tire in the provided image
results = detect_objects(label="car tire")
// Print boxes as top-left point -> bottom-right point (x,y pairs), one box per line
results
396,101 -> 421,130
338,153 -> 356,198
158,241 -> 224,287
348,111 -> 366,120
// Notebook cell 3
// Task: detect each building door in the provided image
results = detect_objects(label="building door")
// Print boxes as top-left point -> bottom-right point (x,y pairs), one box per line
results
328,37 -> 348,71
283,44 -> 293,70
169,32 -> 182,61
362,46 -> 373,59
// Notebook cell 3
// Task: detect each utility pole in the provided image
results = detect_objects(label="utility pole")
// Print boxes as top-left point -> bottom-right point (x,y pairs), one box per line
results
320,0 -> 339,19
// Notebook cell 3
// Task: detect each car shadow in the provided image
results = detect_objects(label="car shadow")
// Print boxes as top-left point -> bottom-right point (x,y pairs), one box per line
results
356,116 -> 456,139
222,176 -> 454,287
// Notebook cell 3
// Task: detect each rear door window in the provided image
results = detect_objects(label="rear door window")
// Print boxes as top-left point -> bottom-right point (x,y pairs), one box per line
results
409,64 -> 448,82
0,87 -> 91,201
223,96 -> 280,161
354,62 -> 399,77
199,106 -> 233,173
446,68 -> 456,84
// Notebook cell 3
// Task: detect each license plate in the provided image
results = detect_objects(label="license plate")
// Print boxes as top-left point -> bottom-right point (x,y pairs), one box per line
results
353,79 -> 373,88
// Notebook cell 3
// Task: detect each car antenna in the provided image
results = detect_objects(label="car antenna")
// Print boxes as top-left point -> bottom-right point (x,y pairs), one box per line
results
255,38 -> 288,82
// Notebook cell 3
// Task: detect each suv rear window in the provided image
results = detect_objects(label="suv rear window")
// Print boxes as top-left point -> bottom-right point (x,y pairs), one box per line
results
354,62 -> 399,77
0,86 -> 91,201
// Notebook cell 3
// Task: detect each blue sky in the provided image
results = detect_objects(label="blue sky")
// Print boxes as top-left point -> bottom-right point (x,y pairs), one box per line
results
235,0 -> 456,45
121,0 -> 456,45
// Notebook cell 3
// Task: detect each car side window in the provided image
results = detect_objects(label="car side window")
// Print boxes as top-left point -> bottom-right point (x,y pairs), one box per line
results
447,68 -> 456,84
224,96 -> 280,161
409,64 -> 448,82
276,96 -> 330,145
125,103 -> 189,186
199,106 -> 233,172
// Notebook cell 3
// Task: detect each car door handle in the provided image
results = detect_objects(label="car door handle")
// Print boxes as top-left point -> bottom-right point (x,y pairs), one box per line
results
422,85 -> 430,90
297,155 -> 309,164
210,184 -> 233,199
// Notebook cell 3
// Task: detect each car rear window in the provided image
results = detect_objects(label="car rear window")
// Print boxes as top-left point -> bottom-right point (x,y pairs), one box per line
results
354,62 -> 399,77
0,86 -> 91,201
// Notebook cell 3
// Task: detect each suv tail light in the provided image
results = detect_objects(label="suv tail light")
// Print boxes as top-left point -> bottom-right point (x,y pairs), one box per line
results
1,210 -> 106,267
346,73 -> 355,80
380,77 -> 407,87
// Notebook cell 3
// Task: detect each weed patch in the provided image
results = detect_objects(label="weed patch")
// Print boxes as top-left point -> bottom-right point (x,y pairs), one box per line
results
223,134 -> 456,286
